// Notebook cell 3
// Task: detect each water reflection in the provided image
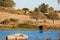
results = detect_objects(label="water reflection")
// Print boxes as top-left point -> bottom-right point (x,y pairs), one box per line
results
35,37 -> 40,40
39,30 -> 43,33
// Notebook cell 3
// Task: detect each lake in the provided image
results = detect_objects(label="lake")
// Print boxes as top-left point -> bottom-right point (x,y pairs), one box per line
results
0,30 -> 60,40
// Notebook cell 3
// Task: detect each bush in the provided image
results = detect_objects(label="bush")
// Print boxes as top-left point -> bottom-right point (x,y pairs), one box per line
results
18,23 -> 38,28
1,19 -> 10,24
1,18 -> 18,24
0,6 -> 5,11
10,18 -> 18,22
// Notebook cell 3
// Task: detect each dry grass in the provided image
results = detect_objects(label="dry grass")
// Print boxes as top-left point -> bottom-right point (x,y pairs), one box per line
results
0,12 -> 60,30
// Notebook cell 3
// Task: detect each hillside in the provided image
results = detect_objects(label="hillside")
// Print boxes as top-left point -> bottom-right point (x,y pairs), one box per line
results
0,12 -> 60,26
0,12 -> 31,23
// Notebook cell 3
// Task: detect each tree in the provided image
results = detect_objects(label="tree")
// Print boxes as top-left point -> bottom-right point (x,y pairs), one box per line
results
39,3 -> 48,13
0,0 -> 15,7
47,7 -> 54,13
22,8 -> 29,15
30,8 -> 41,22
47,7 -> 59,24
48,12 -> 59,24
47,7 -> 55,24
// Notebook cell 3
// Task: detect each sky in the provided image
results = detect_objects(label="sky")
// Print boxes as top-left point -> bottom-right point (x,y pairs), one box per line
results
14,0 -> 60,10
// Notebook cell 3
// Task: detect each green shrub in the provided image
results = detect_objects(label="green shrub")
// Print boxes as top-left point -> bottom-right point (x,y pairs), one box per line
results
1,18 -> 18,24
18,23 -> 38,28
10,18 -> 18,22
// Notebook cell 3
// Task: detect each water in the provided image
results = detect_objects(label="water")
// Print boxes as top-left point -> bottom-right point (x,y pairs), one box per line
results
0,30 -> 60,40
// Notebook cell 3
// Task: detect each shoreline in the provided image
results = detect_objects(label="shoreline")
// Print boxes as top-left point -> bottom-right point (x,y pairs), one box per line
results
0,28 -> 39,30
0,28 -> 60,31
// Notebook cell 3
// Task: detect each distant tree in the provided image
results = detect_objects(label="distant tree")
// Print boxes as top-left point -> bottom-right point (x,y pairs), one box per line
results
22,8 -> 29,15
0,0 -> 15,7
34,8 -> 40,12
47,7 -> 54,13
30,8 -> 41,22
47,7 -> 59,24
48,12 -> 59,24
39,3 -> 48,13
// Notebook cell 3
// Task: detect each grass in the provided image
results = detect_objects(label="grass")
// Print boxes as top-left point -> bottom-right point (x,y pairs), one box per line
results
17,23 -> 38,28
0,23 -> 60,30
0,23 -> 39,30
